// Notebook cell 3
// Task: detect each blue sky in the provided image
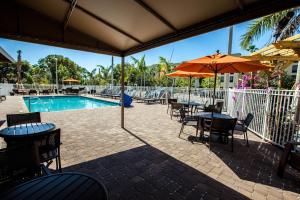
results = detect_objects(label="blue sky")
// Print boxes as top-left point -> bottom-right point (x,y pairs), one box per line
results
0,21 -> 271,72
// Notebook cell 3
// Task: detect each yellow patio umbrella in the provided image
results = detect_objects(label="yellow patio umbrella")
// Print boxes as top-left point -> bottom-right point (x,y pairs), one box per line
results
166,70 -> 214,104
63,78 -> 80,85
175,52 -> 273,108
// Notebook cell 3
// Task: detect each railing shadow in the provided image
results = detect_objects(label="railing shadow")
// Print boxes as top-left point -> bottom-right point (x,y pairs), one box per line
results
194,135 -> 300,194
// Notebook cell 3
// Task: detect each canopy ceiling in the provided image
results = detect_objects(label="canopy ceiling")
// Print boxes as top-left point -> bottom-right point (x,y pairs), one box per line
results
0,0 -> 299,56
0,46 -> 15,63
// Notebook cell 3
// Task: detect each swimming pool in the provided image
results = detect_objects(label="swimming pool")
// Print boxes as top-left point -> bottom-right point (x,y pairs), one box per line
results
23,96 -> 119,112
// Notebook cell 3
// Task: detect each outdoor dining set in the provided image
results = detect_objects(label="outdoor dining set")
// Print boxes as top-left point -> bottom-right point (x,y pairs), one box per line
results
0,112 -> 108,199
168,99 -> 253,152
169,99 -> 300,177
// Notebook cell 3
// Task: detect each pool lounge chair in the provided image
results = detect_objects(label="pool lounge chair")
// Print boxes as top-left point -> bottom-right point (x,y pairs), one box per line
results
143,90 -> 165,104
29,89 -> 38,95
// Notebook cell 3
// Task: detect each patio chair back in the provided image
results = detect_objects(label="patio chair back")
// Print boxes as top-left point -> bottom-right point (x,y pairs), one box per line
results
168,98 -> 177,104
244,113 -> 254,127
210,118 -> 237,135
34,128 -> 62,172
7,112 -> 41,127
171,102 -> 182,110
204,105 -> 215,112
215,101 -> 223,113
210,118 -> 237,151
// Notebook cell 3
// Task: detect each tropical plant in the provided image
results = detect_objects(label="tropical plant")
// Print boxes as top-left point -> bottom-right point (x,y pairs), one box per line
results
131,55 -> 146,86
240,8 -> 300,49
201,77 -> 220,88
0,60 -> 32,83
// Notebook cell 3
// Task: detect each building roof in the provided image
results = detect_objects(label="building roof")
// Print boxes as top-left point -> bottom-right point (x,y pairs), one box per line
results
0,46 -> 15,63
0,0 -> 299,56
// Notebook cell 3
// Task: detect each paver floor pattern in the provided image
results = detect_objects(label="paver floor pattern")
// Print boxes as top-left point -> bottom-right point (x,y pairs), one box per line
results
0,96 -> 299,200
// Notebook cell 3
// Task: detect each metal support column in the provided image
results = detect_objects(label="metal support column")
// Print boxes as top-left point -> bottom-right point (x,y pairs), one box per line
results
121,56 -> 125,128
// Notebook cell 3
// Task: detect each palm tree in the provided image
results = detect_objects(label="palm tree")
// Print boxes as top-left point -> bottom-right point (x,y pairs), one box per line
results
157,56 -> 173,77
241,8 -> 300,49
98,65 -> 110,85
131,55 -> 146,86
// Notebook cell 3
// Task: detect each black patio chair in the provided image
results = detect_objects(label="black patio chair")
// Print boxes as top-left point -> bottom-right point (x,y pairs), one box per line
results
234,113 -> 254,146
29,89 -> 38,95
203,105 -> 215,112
179,108 -> 199,138
0,143 -> 41,186
34,128 -> 62,173
170,102 -> 183,120
277,142 -> 300,177
209,118 -> 237,152
167,98 -> 177,113
7,112 -> 41,127
194,100 -> 208,113
215,101 -> 223,113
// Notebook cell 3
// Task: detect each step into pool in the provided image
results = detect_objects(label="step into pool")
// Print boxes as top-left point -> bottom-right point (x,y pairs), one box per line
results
23,96 -> 119,112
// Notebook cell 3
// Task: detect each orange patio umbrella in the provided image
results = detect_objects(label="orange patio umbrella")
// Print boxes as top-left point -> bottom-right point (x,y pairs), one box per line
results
175,52 -> 273,108
166,70 -> 214,104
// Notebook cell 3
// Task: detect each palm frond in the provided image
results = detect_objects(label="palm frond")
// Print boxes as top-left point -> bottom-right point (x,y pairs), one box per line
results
278,9 -> 300,40
240,9 -> 293,49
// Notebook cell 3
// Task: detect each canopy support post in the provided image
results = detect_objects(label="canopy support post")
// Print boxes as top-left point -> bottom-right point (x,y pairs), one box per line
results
121,56 -> 125,128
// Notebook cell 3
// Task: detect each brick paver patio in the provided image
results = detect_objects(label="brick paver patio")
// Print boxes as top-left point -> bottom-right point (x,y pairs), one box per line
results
0,96 -> 299,199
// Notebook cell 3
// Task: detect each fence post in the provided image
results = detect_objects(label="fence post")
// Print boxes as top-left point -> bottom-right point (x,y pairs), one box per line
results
262,89 -> 270,140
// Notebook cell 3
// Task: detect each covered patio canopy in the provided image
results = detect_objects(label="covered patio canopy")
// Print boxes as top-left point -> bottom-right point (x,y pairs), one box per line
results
0,46 -> 14,63
0,0 -> 299,127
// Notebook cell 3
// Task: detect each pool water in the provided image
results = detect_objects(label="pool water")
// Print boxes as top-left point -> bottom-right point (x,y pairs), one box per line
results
23,96 -> 119,112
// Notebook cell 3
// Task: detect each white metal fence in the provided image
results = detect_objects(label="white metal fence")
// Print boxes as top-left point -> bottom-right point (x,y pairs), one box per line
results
228,89 -> 300,147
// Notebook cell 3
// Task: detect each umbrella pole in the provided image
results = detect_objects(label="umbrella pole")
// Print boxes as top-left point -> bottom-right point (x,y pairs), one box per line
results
212,71 -> 217,115
188,76 -> 191,105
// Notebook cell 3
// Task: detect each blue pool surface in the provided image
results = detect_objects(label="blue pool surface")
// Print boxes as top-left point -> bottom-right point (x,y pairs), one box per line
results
23,96 -> 119,112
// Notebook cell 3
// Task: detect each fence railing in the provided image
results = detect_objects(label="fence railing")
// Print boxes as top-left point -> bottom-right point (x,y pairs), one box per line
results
228,89 -> 300,147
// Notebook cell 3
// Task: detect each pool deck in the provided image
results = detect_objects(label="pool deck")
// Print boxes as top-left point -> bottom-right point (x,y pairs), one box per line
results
0,95 -> 300,200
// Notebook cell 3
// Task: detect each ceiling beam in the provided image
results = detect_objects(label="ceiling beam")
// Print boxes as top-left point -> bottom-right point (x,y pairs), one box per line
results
125,0 -> 300,56
64,0 -> 77,30
64,0 -> 143,44
134,0 -> 177,32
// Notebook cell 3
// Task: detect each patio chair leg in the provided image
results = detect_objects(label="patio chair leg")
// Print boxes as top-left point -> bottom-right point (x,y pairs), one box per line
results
231,131 -> 234,152
56,157 -> 58,171
179,124 -> 184,137
245,131 -> 249,147
209,133 -> 211,151
58,156 -> 62,173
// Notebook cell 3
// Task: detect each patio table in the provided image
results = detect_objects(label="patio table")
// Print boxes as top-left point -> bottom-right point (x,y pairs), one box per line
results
178,102 -> 202,115
194,112 -> 233,120
0,122 -> 55,139
193,112 -> 234,141
1,172 -> 108,200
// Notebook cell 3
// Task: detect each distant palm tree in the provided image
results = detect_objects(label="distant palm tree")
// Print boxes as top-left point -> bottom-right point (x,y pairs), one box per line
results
241,8 -> 300,49
131,55 -> 146,86
157,56 -> 173,77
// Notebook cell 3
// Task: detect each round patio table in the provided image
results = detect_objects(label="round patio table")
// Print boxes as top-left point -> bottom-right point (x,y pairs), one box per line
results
0,122 -> 55,139
1,172 -> 108,200
178,102 -> 202,115
194,112 -> 233,119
